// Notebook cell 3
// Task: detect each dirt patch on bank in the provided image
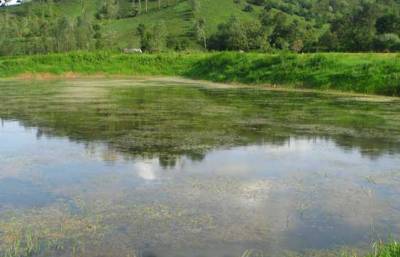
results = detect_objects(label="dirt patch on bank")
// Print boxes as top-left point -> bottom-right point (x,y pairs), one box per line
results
16,72 -> 85,80
13,72 -> 167,81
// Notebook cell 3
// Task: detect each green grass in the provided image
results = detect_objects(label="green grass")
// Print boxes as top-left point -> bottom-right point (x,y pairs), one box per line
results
0,51 -> 201,76
367,241 -> 400,257
187,52 -> 400,96
1,51 -> 400,96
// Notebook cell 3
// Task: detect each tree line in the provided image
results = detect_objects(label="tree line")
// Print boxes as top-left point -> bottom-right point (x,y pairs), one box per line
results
207,0 -> 400,52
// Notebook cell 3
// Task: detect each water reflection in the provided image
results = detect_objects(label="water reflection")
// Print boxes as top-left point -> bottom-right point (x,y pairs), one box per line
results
0,178 -> 57,208
1,79 -> 400,256
1,79 -> 400,165
1,119 -> 400,256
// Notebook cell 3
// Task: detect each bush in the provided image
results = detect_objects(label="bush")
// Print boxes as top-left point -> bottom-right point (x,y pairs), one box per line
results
246,0 -> 265,6
243,4 -> 254,12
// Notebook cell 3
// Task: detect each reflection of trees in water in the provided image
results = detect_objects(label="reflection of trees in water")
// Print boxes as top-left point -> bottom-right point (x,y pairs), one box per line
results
1,81 -> 400,166
2,114 -> 400,169
332,135 -> 400,159
3,115 -> 400,168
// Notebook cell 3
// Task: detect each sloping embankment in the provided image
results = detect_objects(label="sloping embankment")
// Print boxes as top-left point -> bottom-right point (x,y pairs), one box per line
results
1,52 -> 399,96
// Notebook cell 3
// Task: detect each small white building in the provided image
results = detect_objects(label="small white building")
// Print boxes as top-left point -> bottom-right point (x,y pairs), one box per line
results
0,0 -> 23,7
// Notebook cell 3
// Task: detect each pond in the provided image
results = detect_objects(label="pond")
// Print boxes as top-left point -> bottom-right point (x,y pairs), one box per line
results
0,78 -> 400,257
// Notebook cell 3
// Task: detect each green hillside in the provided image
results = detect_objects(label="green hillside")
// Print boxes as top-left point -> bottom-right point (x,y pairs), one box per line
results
1,0 -> 261,49
2,0 -> 400,54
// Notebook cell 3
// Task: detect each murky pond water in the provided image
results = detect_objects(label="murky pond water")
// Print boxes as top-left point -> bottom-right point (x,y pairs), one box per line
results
0,78 -> 400,257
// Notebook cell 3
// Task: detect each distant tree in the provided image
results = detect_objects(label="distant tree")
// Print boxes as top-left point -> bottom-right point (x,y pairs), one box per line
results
269,12 -> 291,48
150,21 -> 167,51
138,22 -> 167,52
350,2 -> 379,51
194,18 -> 207,49
75,14 -> 94,50
208,17 -> 246,50
97,0 -> 119,19
291,39 -> 304,52
243,4 -> 253,12
334,1 -> 380,51
376,14 -> 400,34
190,0 -> 200,17
137,0 -> 142,14
137,23 -> 146,38
318,29 -> 341,51
246,20 -> 269,50
373,33 -> 400,51
209,16 -> 267,51
128,0 -> 140,17
247,0 -> 265,5
93,24 -> 102,49
54,17 -> 76,52
166,35 -> 189,50
136,23 -> 148,50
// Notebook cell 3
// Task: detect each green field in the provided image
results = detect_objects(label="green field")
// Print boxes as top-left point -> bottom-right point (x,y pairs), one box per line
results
1,52 -> 400,96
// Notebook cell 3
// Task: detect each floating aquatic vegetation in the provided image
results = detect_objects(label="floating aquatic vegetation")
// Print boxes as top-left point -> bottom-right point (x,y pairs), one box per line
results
0,78 -> 400,257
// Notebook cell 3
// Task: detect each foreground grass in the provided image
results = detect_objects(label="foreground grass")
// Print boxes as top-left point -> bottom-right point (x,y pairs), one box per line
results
368,241 -> 400,257
1,52 -> 400,96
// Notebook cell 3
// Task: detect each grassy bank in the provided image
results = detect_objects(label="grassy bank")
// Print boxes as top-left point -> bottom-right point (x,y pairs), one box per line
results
1,52 -> 400,96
